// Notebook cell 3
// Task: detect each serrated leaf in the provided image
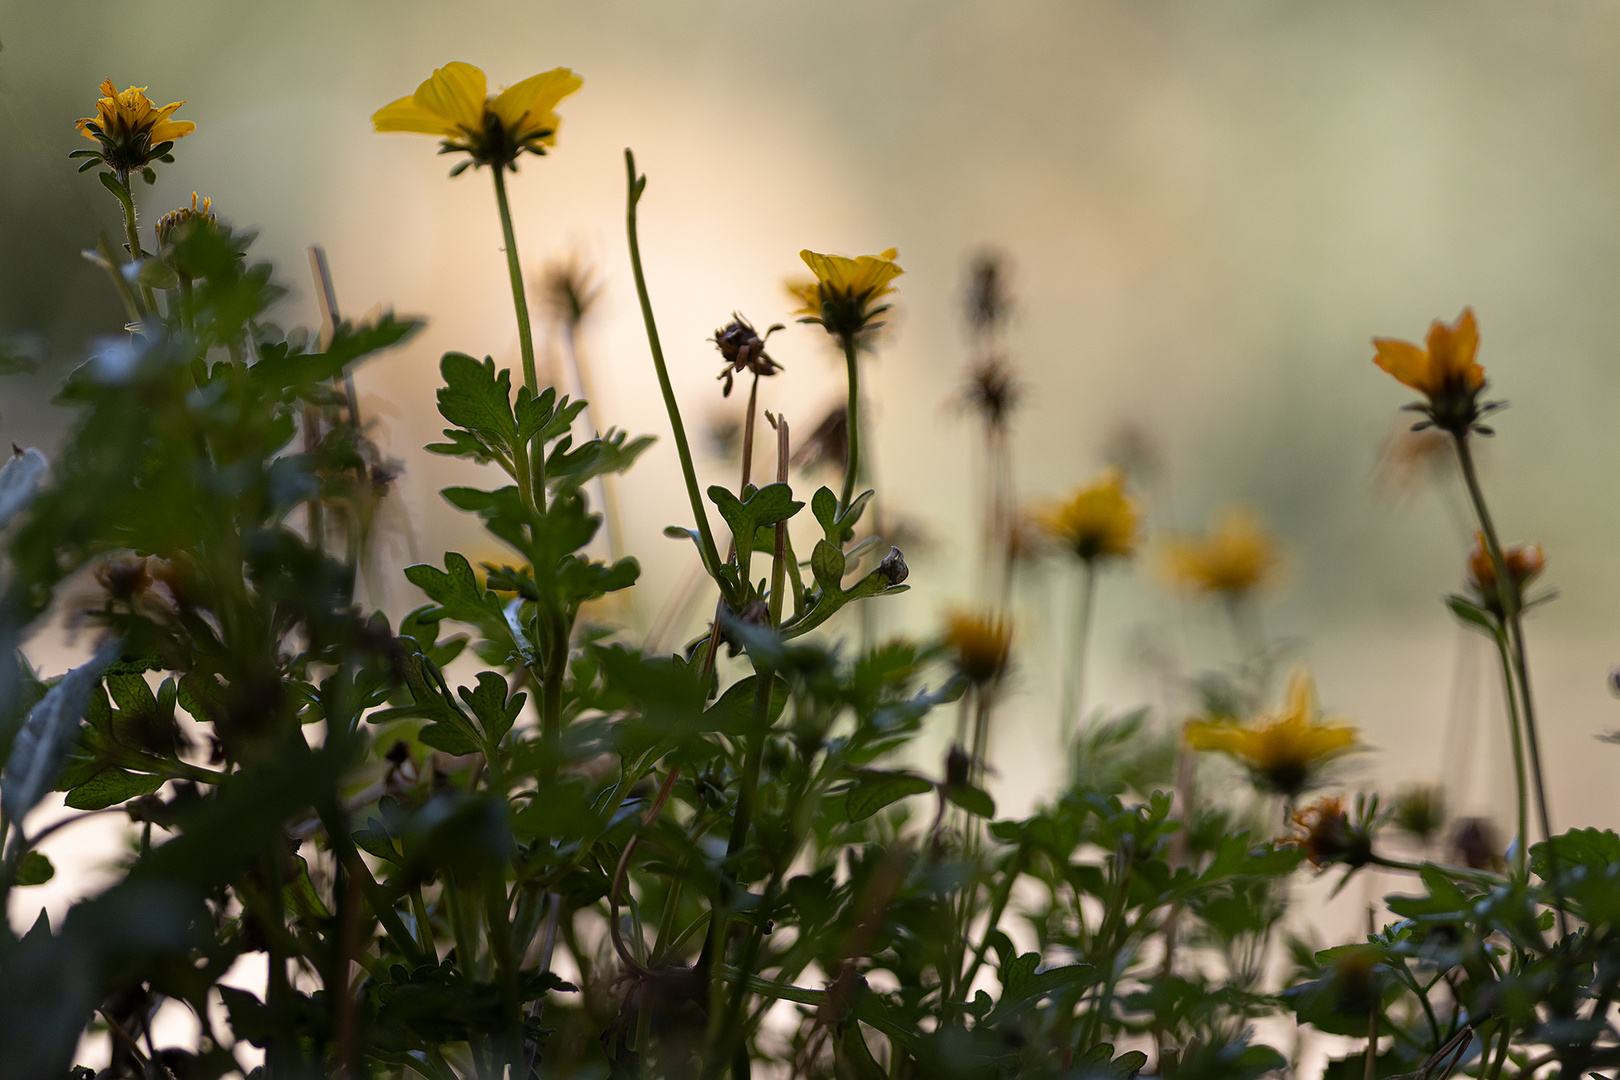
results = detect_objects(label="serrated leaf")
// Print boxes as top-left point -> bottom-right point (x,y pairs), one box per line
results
2,641 -> 120,822
437,352 -> 516,451
458,671 -> 524,744
419,720 -> 482,756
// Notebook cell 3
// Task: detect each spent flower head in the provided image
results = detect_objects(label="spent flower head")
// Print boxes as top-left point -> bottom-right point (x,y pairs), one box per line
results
959,357 -> 1021,432
373,61 -> 582,174
789,248 -> 902,343
1373,308 -> 1499,437
1164,508 -> 1281,596
965,251 -> 1012,339
154,192 -> 217,250
1391,784 -> 1446,845
73,79 -> 194,181
942,610 -> 1012,686
1039,467 -> 1141,564
1466,531 -> 1545,615
535,252 -> 602,330
1184,670 -> 1358,798
712,314 -> 784,397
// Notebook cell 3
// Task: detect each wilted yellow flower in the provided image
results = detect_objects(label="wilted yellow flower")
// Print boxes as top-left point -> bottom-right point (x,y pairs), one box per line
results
74,80 -> 194,178
1184,671 -> 1357,796
1038,468 -> 1140,564
942,610 -> 1011,685
1164,509 -> 1280,595
373,61 -> 582,173
1466,531 -> 1545,614
154,192 -> 217,249
1372,308 -> 1488,435
788,248 -> 903,341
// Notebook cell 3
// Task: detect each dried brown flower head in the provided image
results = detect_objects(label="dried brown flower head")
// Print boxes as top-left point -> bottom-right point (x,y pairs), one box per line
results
712,314 -> 783,397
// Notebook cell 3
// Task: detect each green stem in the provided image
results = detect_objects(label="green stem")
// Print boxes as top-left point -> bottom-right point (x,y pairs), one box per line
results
838,332 -> 862,515
624,150 -> 725,584
1061,559 -> 1098,749
490,165 -> 537,395
1489,627 -> 1531,878
112,171 -> 156,317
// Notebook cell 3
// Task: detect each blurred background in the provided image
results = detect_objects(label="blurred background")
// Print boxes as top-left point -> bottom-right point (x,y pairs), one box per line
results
5,0 -> 1620,968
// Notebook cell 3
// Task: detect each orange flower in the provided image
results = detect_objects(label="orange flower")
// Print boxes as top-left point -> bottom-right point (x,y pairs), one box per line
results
1038,468 -> 1141,564
1290,797 -> 1354,867
1163,509 -> 1280,596
1466,531 -> 1545,615
1372,309 -> 1490,435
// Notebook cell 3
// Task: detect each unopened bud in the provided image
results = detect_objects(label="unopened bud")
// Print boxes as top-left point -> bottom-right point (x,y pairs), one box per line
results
877,546 -> 908,585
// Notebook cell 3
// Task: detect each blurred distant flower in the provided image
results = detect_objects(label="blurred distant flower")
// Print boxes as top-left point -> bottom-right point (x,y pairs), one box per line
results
1104,423 -> 1164,488
789,404 -> 849,476
1373,308 -> 1494,437
1391,784 -> 1446,845
712,314 -> 783,397
1451,816 -> 1506,873
1038,467 -> 1141,565
535,252 -> 602,330
959,357 -> 1020,431
1466,530 -> 1544,614
1289,796 -> 1374,868
154,192 -> 217,249
943,610 -> 1012,685
1164,508 -> 1281,596
73,80 -> 193,181
965,251 -> 1012,338
373,61 -> 582,174
1374,423 -> 1451,499
789,248 -> 903,343
1184,670 -> 1357,797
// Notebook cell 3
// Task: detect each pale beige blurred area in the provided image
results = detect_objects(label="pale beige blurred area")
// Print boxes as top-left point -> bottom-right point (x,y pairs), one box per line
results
6,0 -> 1620,964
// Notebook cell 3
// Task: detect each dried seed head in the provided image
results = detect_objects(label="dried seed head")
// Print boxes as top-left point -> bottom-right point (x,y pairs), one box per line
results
712,313 -> 783,397
960,357 -> 1020,431
965,251 -> 1012,337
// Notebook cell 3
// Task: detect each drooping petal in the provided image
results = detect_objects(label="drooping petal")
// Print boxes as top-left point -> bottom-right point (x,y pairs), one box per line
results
372,95 -> 461,136
412,61 -> 487,135
491,67 -> 582,143
1372,338 -> 1434,394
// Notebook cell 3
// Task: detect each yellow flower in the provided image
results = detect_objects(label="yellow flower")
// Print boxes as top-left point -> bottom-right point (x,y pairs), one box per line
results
1038,468 -> 1141,564
1372,308 -> 1489,435
788,248 -> 902,341
73,80 -> 194,177
1184,671 -> 1358,797
373,61 -> 582,172
942,610 -> 1011,685
1164,508 -> 1280,595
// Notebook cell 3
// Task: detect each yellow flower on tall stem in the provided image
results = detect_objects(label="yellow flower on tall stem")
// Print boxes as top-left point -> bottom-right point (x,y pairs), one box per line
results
1183,670 -> 1358,799
373,62 -> 581,174
943,609 -> 1012,787
1372,308 -> 1489,437
374,61 -> 583,512
1038,468 -> 1141,745
788,248 -> 903,515
74,80 -> 194,180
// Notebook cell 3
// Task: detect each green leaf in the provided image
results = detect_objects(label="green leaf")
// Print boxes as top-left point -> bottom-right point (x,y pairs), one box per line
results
843,770 -> 934,822
14,851 -> 53,887
458,671 -> 525,744
811,540 -> 846,590
64,768 -> 164,810
708,482 -> 803,551
1446,594 -> 1496,634
2,642 -> 121,822
419,720 -> 482,756
405,553 -> 503,625
944,783 -> 995,819
437,352 -> 517,451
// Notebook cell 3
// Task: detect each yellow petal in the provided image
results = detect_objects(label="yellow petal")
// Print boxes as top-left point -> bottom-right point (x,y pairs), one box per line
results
491,67 -> 582,141
1183,720 -> 1244,754
413,61 -> 487,134
150,119 -> 196,143
1372,338 -> 1433,394
373,95 -> 460,136
1282,671 -> 1315,724
97,79 -> 117,98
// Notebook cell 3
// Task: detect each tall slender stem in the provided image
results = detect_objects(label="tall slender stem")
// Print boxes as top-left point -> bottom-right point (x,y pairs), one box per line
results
1061,560 -> 1098,748
491,166 -> 537,395
1490,627 -> 1530,878
625,151 -> 725,583
838,333 -> 862,514
110,171 -> 154,318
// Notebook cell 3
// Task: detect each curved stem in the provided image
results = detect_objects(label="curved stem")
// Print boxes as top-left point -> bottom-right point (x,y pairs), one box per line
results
110,173 -> 154,318
624,150 -> 724,582
837,332 -> 862,514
